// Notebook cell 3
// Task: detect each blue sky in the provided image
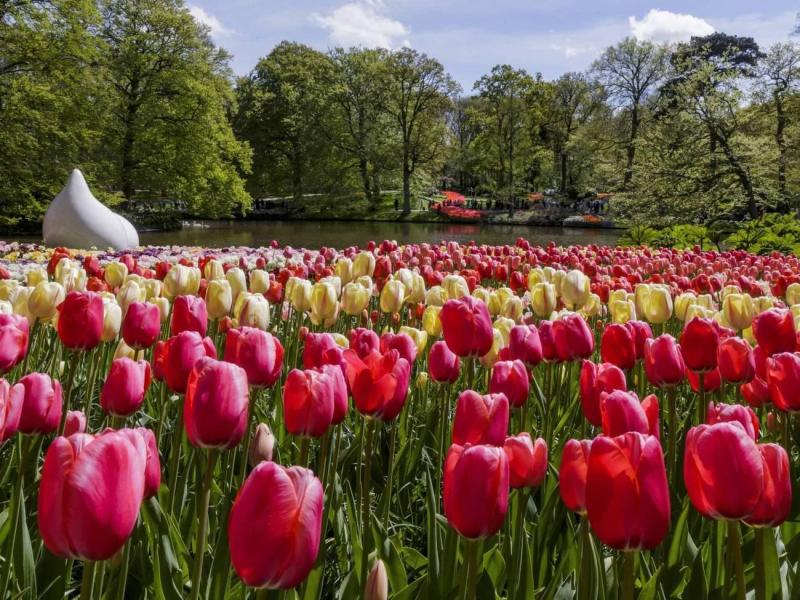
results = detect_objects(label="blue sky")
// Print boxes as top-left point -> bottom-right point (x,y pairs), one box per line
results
187,1 -> 799,89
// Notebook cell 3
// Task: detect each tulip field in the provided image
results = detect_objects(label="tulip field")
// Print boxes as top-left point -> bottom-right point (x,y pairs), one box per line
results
2,239 -> 800,600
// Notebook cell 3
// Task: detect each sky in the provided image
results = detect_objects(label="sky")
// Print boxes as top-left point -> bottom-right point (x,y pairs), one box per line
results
187,1 -> 800,89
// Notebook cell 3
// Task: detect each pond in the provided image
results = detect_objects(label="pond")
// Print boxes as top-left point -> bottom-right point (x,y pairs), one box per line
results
5,219 -> 621,249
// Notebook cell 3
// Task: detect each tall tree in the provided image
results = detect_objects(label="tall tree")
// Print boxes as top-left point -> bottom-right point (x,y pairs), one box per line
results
592,37 -> 668,189
548,72 -> 604,193
235,41 -> 334,201
101,0 -> 251,216
472,65 -> 537,199
757,43 -> 800,208
385,48 -> 457,214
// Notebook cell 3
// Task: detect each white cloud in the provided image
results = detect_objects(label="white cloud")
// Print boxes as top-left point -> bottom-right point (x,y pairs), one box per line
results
313,0 -> 409,49
188,5 -> 234,39
629,9 -> 714,43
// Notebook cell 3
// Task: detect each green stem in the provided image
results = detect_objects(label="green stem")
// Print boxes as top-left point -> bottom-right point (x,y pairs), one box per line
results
168,405 -> 184,516
382,423 -> 398,530
189,450 -> 218,600
298,436 -> 310,468
621,551 -> 635,600
578,516 -> 591,600
754,527 -> 766,600
697,372 -> 706,425
727,520 -> 746,600
59,351 -> 81,435
360,419 -> 376,587
115,537 -> 132,600
462,538 -> 480,600
80,561 -> 97,600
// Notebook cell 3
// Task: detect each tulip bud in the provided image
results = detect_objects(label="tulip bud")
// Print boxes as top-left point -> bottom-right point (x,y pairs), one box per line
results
26,267 -> 48,288
341,282 -> 371,316
29,281 -> 65,321
310,281 -> 339,326
644,286 -> 673,324
226,268 -> 247,306
249,270 -> 270,294
561,270 -> 590,309
379,279 -> 405,314
286,277 -> 312,312
248,423 -> 275,466
104,261 -> 128,288
365,560 -> 389,600
352,251 -> 376,278
234,293 -> 270,330
163,264 -> 201,297
64,410 -> 87,436
723,293 -> 755,331
530,282 -> 556,318
206,279 -> 233,319
425,285 -> 448,307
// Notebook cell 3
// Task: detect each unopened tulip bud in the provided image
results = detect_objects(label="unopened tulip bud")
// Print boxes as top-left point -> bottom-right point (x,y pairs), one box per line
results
380,280 -> 405,314
416,372 -> 429,388
151,297 -> 170,322
64,410 -> 87,436
163,264 -> 201,297
26,267 -> 48,288
365,560 -> 388,600
342,282 -> 371,316
104,261 -> 128,288
249,423 -> 276,466
226,268 -> 247,305
249,269 -> 269,294
531,282 -> 556,318
206,279 -> 232,319
29,281 -> 65,320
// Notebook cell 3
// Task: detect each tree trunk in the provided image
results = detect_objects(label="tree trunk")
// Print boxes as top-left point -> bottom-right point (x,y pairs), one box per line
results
560,150 -> 568,193
121,99 -> 139,200
359,157 -> 373,208
774,91 -> 788,210
623,105 -> 640,190
402,167 -> 411,214
716,133 -> 758,218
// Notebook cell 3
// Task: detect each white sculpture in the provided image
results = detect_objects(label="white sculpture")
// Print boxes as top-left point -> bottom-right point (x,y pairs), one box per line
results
43,169 -> 139,250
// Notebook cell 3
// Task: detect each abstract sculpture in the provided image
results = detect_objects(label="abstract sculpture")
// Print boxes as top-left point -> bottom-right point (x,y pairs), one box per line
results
43,169 -> 139,250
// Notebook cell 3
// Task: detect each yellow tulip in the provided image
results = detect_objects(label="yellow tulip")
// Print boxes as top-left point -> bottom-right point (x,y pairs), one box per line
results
399,326 -> 428,356
354,275 -> 373,294
0,280 -> 19,302
422,305 -> 442,337
142,279 -> 162,301
331,333 -> 349,348
380,279 -> 405,314
206,279 -> 233,319
352,252 -> 376,279
104,261 -> 128,288
527,268 -> 546,291
501,295 -> 524,322
531,282 -> 556,318
12,287 -> 33,320
53,257 -> 76,282
334,258 -> 353,285
493,317 -> 516,347
696,294 -> 715,311
249,270 -> 270,294
163,264 -> 201,297
634,284 -> 652,318
114,339 -> 138,360
685,304 -> 714,322
310,281 -> 339,326
479,328 -> 505,368
151,297 -> 171,323
742,326 -> 756,346
473,287 -> 492,307
226,268 -> 247,306
674,292 -> 697,321
286,277 -> 312,312
101,298 -> 122,342
753,296 -> 776,314
116,279 -> 144,315
25,267 -> 47,288
28,281 -> 65,321
720,285 -> 742,301
610,298 -> 636,324
320,276 -> 342,299
562,270 -> 590,309
405,272 -> 426,305
609,288 -> 628,306
203,259 -> 225,281
443,274 -> 469,299
722,293 -> 755,331
786,283 -> 800,307
341,282 -> 371,316
581,293 -> 603,318
644,286 -> 673,324
235,293 -> 270,330
425,286 -> 448,307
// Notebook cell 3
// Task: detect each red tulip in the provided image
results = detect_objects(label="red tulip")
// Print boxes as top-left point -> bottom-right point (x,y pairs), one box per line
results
626,321 -> 653,360
552,313 -> 595,362
171,295 -> 208,336
38,429 -> 147,560
57,291 -> 103,351
443,444 -> 509,539
600,323 -> 636,370
766,352 -> 800,412
16,373 -> 62,434
158,331 -> 217,393
489,360 -> 529,408
0,314 -> 29,373
100,358 -> 152,417
506,325 -> 542,367
717,337 -> 755,384
503,433 -> 548,489
538,320 -> 557,362
452,390 -> 509,446
229,462 -> 323,589
579,360 -> 627,427
348,328 -> 379,358
753,309 -> 796,357
643,335 -> 685,388
342,349 -> 410,422
680,317 -> 720,372
63,410 -> 87,436
0,379 -> 22,442
302,332 -> 342,369
600,391 -> 659,440
586,432 -> 670,550
684,422 -> 763,519
687,366 -> 721,392
741,376 -> 770,408
320,363 -> 348,424
283,368 -> 336,438
440,296 -> 493,357
559,439 -> 592,514
706,403 -> 759,440
380,332 -> 417,364
428,340 -> 460,384
184,358 -> 249,449
225,327 -> 284,388
744,443 -> 792,527
122,301 -> 161,349
131,427 -> 161,499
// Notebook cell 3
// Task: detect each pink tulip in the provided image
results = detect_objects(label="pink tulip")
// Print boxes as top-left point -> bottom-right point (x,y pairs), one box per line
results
489,360 -> 529,408
452,390 -> 509,446
122,301 -> 161,349
503,433 -> 548,488
0,379 -> 22,442
428,340 -> 460,384
225,327 -> 284,388
16,373 -> 62,434
100,358 -> 152,417
0,314 -> 29,373
171,295 -> 208,336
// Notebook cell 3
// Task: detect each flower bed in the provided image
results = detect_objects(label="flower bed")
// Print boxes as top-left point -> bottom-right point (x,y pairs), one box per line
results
0,239 -> 798,599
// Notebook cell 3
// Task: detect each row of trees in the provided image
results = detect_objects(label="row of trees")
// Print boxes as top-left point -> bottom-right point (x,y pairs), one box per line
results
2,0 -> 799,226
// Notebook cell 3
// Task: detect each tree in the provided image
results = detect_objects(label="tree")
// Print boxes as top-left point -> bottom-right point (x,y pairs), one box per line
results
100,0 -> 251,217
592,38 -> 668,189
547,72 -> 604,193
472,65 -> 537,199
326,47 -> 394,207
757,43 -> 800,207
385,48 -> 458,213
235,42 -> 335,201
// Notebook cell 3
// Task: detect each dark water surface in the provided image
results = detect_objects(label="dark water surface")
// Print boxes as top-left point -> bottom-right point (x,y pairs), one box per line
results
6,220 -> 621,249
